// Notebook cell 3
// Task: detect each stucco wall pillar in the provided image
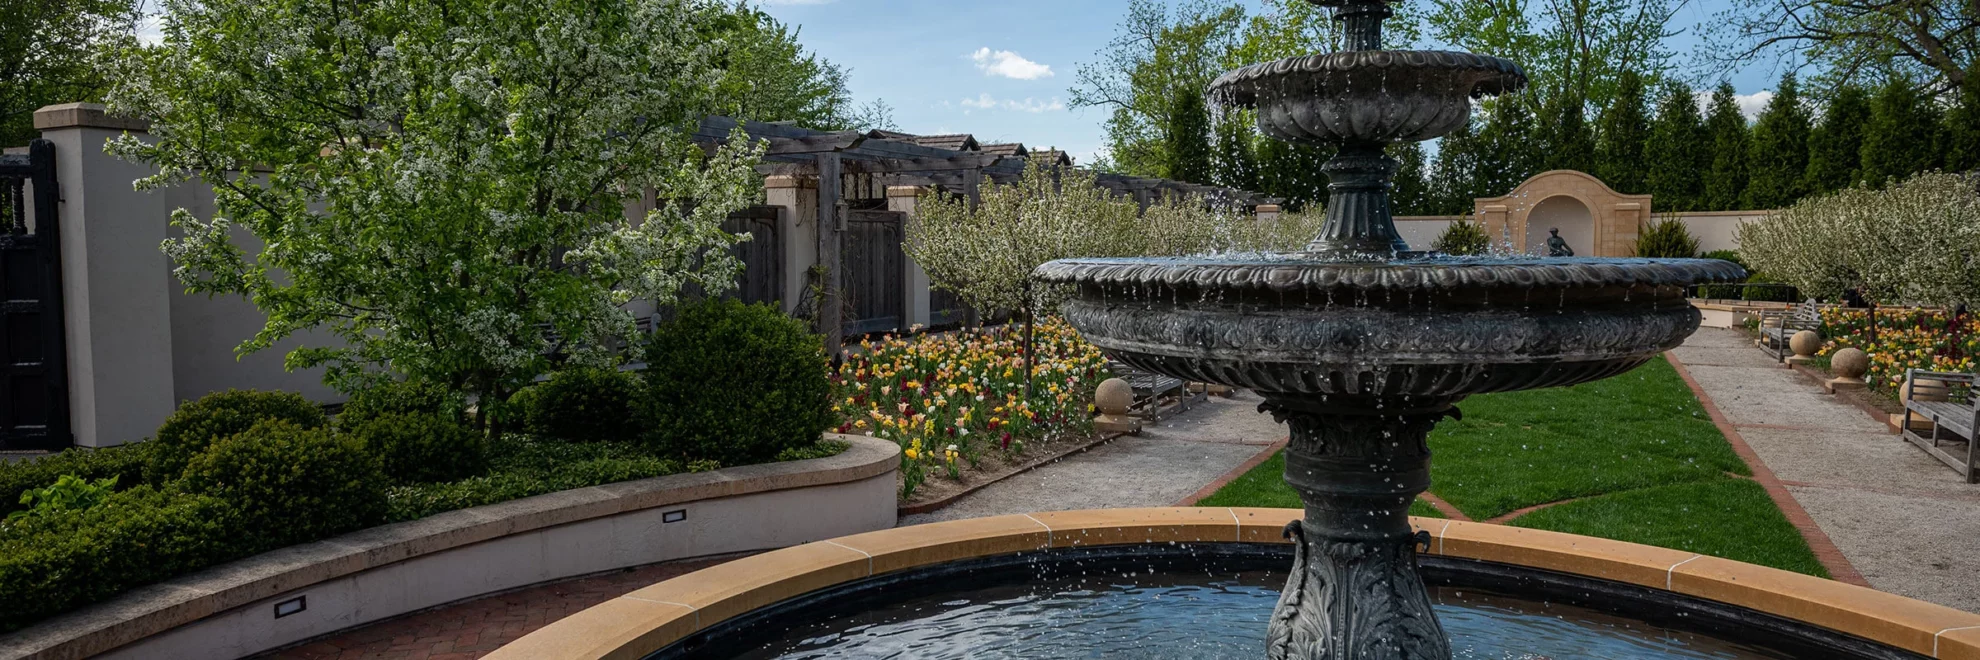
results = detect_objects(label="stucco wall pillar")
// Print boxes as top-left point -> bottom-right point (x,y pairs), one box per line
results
1608,202 -> 1645,257
35,104 -> 176,447
764,175 -> 818,316
886,186 -> 932,329
1255,204 -> 1282,222
1477,205 -> 1511,251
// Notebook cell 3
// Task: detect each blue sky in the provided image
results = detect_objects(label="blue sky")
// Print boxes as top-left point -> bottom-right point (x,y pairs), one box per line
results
758,0 -> 1785,165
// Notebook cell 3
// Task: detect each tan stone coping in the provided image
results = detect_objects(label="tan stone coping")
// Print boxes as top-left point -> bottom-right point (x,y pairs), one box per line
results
32,103 -> 150,132
492,508 -> 1980,660
0,435 -> 897,660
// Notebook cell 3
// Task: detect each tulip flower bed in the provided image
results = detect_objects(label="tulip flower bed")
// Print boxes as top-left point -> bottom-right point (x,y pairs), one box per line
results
832,318 -> 1110,500
1815,308 -> 1979,393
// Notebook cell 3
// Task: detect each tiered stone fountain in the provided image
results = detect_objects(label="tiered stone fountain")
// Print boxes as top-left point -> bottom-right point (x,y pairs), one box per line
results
1035,0 -> 1743,658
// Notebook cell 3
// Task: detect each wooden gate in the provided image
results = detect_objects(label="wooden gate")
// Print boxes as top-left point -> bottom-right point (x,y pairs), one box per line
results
0,140 -> 70,450
842,210 -> 905,335
722,206 -> 783,307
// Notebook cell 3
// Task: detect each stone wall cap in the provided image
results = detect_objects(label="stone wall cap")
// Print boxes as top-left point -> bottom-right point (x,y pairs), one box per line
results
885,186 -> 925,197
0,434 -> 897,660
764,175 -> 817,190
33,103 -> 150,132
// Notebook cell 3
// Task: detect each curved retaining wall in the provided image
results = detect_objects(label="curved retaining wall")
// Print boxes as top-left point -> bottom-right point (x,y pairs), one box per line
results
492,507 -> 1980,660
0,435 -> 899,660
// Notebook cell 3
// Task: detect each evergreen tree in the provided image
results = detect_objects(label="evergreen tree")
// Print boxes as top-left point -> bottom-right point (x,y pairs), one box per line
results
1256,138 -> 1333,212
1595,70 -> 1651,194
1702,82 -> 1752,211
1429,115 -> 1485,214
1742,72 -> 1812,209
1646,80 -> 1707,211
1161,85 -> 1214,184
1390,142 -> 1434,216
1212,112 -> 1260,192
1861,77 -> 1942,187
1476,95 -> 1544,197
1538,89 -> 1597,173
1948,63 -> 1980,173
1805,84 -> 1871,194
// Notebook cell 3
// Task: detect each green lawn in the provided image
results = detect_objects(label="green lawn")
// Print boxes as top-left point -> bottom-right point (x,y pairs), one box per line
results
1197,356 -> 1828,577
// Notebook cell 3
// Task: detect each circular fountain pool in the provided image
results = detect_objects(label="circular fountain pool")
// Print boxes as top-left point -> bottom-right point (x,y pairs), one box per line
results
653,545 -> 1919,660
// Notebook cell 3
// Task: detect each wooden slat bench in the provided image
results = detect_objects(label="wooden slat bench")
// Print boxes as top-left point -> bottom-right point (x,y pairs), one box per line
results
1900,370 -> 1980,483
1106,360 -> 1204,422
1756,300 -> 1822,363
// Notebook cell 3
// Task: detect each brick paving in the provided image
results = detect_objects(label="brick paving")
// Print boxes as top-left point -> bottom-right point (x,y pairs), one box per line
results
256,555 -> 743,660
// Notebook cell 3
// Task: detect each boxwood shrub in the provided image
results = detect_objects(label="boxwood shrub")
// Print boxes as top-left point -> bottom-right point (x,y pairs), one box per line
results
349,412 -> 488,484
145,390 -> 327,482
527,367 -> 641,443
0,443 -> 152,517
0,486 -> 238,632
638,299 -> 834,466
337,379 -> 466,431
177,420 -> 388,549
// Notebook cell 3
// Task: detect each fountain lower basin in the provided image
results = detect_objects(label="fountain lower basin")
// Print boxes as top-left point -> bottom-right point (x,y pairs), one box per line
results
487,509 -> 1977,660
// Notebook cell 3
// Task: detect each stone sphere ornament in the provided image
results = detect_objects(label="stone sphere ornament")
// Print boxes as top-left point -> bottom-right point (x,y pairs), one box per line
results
1788,330 -> 1822,364
1832,348 -> 1870,380
1094,378 -> 1134,416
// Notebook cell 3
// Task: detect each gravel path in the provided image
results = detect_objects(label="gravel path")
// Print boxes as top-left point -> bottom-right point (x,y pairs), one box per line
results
900,390 -> 1287,525
1672,327 -> 1980,613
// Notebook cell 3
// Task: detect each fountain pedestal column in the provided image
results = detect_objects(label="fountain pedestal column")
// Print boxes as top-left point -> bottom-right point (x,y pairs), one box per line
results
1262,397 -> 1454,660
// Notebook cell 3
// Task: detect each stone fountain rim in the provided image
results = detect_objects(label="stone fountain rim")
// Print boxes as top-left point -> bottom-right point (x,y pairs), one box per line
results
1035,256 -> 1746,292
1209,50 -> 1528,107
483,508 -> 1980,660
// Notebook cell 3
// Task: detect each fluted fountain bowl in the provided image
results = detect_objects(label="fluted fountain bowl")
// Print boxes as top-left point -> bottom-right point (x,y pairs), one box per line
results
1208,51 -> 1526,145
1035,255 -> 1744,403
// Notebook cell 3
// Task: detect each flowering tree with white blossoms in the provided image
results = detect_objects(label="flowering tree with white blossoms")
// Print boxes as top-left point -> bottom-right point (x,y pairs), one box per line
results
1738,172 -> 1980,307
100,0 -> 766,424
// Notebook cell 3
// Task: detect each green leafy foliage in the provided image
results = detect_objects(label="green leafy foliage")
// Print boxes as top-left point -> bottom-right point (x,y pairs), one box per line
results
1949,64 -> 1980,174
1595,71 -> 1651,194
0,0 -> 139,145
337,379 -> 465,431
1861,77 -> 1943,187
0,444 -> 151,517
101,0 -> 769,411
1805,85 -> 1871,194
0,486 -> 238,632
527,368 -> 642,443
639,300 -> 834,466
177,421 -> 388,549
776,439 -> 851,463
146,390 -> 327,482
1538,90 -> 1595,173
1743,73 -> 1812,209
1432,220 -> 1492,256
1647,80 -> 1708,211
1161,83 -> 1214,184
6,475 -> 119,523
384,435 -> 719,521
350,413 -> 489,484
1738,171 -> 1980,306
1702,82 -> 1751,211
1633,216 -> 1700,258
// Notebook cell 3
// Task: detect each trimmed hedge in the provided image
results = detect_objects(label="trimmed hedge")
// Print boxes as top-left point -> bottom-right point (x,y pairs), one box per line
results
0,443 -> 152,517
527,368 -> 641,443
349,412 -> 488,484
178,420 -> 389,549
338,379 -> 466,431
0,486 -> 238,632
384,435 -> 716,521
638,299 -> 834,466
146,390 -> 327,482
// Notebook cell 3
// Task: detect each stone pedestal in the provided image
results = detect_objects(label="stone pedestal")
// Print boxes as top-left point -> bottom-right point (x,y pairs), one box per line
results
1263,397 -> 1453,660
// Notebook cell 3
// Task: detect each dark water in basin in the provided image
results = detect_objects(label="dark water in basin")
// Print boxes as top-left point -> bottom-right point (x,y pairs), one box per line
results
726,569 -> 1782,659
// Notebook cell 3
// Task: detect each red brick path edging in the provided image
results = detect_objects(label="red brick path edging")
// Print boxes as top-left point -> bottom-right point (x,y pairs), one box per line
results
1664,351 -> 1871,587
1174,437 -> 1288,506
257,555 -> 747,660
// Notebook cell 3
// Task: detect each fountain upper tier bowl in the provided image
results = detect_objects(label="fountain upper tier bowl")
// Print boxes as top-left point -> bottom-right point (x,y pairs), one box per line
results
1035,255 -> 1744,399
1208,50 -> 1526,145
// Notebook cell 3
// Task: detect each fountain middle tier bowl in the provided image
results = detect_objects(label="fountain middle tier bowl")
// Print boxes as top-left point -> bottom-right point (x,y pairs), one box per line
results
1034,256 -> 1744,398
1208,50 -> 1527,145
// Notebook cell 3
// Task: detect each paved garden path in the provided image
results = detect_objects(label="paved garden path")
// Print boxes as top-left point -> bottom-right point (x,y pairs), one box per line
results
900,390 -> 1288,525
1671,327 -> 1980,613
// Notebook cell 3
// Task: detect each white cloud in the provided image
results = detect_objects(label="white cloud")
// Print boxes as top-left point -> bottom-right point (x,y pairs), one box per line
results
1694,90 -> 1774,121
960,93 -> 1066,113
969,48 -> 1054,80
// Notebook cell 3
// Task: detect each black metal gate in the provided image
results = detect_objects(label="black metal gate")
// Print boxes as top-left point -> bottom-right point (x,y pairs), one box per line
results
0,140 -> 70,450
843,210 -> 905,335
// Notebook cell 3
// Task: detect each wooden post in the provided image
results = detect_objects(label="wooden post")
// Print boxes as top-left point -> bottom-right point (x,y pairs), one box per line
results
817,153 -> 844,358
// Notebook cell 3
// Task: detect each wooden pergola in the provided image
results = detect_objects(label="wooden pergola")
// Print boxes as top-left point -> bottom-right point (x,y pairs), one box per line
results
692,116 -> 1277,354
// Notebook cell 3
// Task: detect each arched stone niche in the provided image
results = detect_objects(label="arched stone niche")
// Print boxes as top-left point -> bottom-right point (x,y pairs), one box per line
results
1473,170 -> 1651,257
